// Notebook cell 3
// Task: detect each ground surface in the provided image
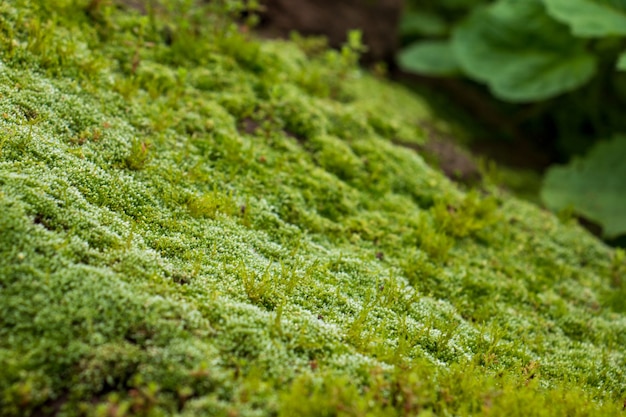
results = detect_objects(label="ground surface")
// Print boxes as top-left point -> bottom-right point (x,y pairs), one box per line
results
0,2 -> 625,416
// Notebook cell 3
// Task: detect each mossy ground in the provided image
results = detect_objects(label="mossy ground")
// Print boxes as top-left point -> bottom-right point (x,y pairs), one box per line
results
0,1 -> 625,416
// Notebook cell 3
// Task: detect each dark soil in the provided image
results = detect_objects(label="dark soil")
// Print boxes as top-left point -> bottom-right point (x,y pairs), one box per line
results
393,122 -> 481,186
257,0 -> 403,63
392,70 -> 556,173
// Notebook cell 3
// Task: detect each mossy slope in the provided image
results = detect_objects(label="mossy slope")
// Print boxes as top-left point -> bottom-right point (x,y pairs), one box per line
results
0,1 -> 625,416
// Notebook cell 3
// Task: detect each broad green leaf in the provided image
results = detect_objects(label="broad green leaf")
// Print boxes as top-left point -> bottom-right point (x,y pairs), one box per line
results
618,51 -> 626,70
400,11 -> 448,37
452,0 -> 596,102
398,41 -> 461,76
541,136 -> 626,238
543,0 -> 626,37
440,0 -> 488,10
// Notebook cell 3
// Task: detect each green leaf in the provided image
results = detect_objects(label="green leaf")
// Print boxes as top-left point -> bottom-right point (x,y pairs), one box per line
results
618,51 -> 626,70
543,0 -> 626,37
400,11 -> 448,37
452,0 -> 596,102
439,0 -> 489,10
541,136 -> 626,238
398,41 -> 461,76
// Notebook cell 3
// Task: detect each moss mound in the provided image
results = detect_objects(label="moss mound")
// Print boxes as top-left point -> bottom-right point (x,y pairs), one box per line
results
1,1 -> 625,416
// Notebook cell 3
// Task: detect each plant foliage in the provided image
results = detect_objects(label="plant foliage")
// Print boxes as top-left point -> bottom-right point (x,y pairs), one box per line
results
398,40 -> 460,76
543,0 -> 626,37
542,136 -> 626,238
619,50 -> 626,70
453,0 -> 596,102
400,0 -> 626,239
400,0 -> 613,102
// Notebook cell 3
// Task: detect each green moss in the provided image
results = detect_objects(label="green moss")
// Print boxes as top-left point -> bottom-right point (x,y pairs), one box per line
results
0,1 -> 625,416
431,190 -> 499,239
187,189 -> 238,220
125,138 -> 153,171
306,134 -> 365,181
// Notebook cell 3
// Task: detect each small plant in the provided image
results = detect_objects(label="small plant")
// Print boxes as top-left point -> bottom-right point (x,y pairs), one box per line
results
432,191 -> 499,239
414,218 -> 454,262
400,0 -> 624,103
399,0 -> 626,241
125,138 -> 152,171
187,188 -> 237,219
340,30 -> 367,70
239,262 -> 277,310
345,292 -> 375,350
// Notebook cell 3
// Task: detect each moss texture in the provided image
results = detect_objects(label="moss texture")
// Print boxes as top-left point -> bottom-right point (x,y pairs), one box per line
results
0,1 -> 625,416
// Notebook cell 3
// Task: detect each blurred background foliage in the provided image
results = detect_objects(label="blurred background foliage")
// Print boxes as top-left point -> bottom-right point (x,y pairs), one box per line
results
398,0 -> 626,245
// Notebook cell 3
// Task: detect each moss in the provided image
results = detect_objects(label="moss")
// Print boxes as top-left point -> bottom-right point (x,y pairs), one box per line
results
0,0 -> 625,416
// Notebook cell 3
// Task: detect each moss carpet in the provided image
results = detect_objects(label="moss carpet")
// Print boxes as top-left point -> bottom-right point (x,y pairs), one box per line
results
0,1 -> 624,416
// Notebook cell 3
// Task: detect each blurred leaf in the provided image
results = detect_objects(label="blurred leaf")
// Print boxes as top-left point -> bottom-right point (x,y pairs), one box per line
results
398,40 -> 461,76
543,0 -> 626,37
618,51 -> 626,71
439,0 -> 489,10
452,0 -> 596,102
400,11 -> 448,37
541,136 -> 626,238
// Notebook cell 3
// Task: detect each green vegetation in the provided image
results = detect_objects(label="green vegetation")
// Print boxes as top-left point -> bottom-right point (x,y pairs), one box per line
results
399,0 -> 626,239
542,136 -> 626,239
0,1 -> 625,416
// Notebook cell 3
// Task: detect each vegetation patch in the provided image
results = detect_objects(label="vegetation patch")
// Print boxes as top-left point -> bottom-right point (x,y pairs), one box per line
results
0,1 -> 624,416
